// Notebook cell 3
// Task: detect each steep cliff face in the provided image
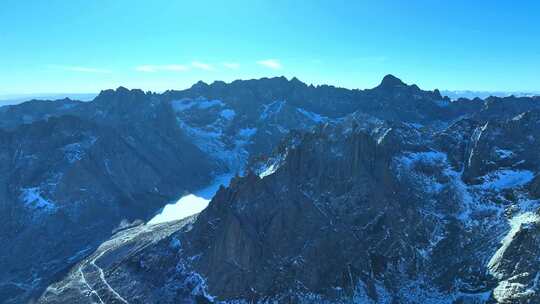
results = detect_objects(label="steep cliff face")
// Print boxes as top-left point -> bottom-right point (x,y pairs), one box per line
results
175,120 -> 498,303
186,126 -> 422,301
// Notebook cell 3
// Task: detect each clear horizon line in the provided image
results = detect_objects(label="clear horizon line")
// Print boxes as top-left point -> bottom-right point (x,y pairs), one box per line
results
1,76 -> 539,97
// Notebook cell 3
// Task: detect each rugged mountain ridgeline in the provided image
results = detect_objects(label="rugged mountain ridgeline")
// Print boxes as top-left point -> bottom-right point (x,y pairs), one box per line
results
0,75 -> 539,303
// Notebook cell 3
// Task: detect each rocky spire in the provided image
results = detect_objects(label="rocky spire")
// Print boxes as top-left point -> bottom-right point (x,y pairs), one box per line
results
377,74 -> 407,89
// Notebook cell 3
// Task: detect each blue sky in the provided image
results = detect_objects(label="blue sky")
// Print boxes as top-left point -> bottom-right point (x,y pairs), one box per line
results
1,0 -> 539,94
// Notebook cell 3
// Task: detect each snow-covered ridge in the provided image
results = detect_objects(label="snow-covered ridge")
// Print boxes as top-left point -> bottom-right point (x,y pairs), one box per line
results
395,150 -> 503,224
296,107 -> 327,123
488,211 -> 540,279
467,122 -> 489,167
171,98 -> 225,112
376,127 -> 393,144
172,97 -> 252,172
259,163 -> 278,178
61,136 -> 97,163
489,211 -> 540,303
258,151 -> 287,179
475,169 -> 534,190
260,100 -> 285,120
396,147 -> 540,302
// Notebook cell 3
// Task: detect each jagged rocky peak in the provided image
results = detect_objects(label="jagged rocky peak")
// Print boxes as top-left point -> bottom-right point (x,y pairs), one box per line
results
377,74 -> 407,88
94,86 -> 147,103
289,76 -> 303,83
201,76 -> 306,92
164,124 -> 406,301
433,88 -> 443,99
374,74 -> 445,99
90,86 -> 163,121
190,80 -> 210,90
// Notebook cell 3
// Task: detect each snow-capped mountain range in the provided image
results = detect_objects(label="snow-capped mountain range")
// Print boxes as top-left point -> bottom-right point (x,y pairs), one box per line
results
1,75 -> 540,303
441,90 -> 539,101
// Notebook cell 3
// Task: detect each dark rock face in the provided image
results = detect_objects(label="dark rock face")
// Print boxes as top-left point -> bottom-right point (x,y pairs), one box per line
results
186,125 -> 406,301
2,75 -> 540,303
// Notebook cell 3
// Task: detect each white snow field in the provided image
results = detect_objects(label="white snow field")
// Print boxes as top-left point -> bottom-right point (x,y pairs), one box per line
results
147,174 -> 234,225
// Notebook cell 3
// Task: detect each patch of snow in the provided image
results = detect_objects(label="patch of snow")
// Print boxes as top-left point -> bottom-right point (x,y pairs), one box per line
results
172,98 -> 224,112
220,109 -> 236,120
476,169 -> 534,190
198,99 -> 224,109
377,127 -> 393,144
147,174 -> 234,225
169,237 -> 181,249
260,100 -> 285,120
396,275 -> 477,304
62,143 -> 84,163
20,187 -> 57,212
395,151 -> 450,216
513,160 -> 526,167
374,282 -> 393,304
176,120 -> 226,165
174,259 -> 215,302
396,150 -> 503,225
238,127 -> 257,138
91,249 -> 129,303
434,100 -> 450,107
259,163 -> 278,178
62,136 -> 97,163
45,172 -> 64,190
275,124 -> 288,134
512,113 -> 526,121
467,122 -> 489,167
352,280 -> 376,303
171,99 -> 196,111
296,107 -> 327,123
78,262 -> 105,304
187,272 -> 215,301
488,212 -> 540,279
60,103 -> 78,110
492,275 -> 537,303
104,159 -> 113,175
495,148 -> 514,159
176,113 -> 252,171
404,122 -> 424,129
397,151 -> 447,168
177,120 -> 221,140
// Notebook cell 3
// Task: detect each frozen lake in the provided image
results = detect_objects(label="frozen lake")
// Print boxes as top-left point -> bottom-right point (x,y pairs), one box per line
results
147,173 -> 234,225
